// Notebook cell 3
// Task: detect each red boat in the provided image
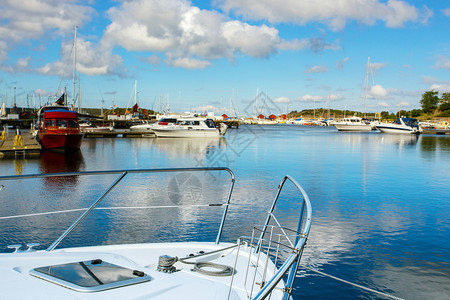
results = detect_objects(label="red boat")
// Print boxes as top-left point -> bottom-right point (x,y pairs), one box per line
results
36,105 -> 83,151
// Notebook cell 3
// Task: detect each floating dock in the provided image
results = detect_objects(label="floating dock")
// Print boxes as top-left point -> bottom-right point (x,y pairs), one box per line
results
0,133 -> 41,158
83,130 -> 155,138
422,129 -> 450,135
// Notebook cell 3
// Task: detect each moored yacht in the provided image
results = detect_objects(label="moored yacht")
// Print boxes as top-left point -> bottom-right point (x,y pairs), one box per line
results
376,117 -> 422,134
332,116 -> 372,131
153,117 -> 227,138
35,103 -> 83,151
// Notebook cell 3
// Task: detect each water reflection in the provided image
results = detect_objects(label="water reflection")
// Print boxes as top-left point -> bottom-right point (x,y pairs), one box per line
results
152,137 -> 227,163
39,150 -> 85,174
376,133 -> 419,148
420,135 -> 450,152
39,150 -> 85,188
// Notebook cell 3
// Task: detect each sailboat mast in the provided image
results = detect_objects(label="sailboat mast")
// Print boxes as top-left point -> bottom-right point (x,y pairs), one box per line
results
364,56 -> 370,118
134,80 -> 137,105
73,26 -> 78,106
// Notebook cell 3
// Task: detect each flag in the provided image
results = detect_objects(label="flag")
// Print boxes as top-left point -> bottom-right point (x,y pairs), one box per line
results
55,93 -> 65,105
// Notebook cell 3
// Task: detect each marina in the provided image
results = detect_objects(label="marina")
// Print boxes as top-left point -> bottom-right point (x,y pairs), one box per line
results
0,125 -> 449,299
1,1 -> 450,298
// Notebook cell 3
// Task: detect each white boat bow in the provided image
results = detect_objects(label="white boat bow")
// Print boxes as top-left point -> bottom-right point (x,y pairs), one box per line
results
0,168 -> 311,300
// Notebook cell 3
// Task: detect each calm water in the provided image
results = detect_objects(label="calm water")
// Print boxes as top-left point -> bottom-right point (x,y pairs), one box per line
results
1,125 -> 449,299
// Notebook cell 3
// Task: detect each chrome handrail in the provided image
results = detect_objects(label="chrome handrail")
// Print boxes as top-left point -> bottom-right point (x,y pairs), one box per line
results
0,167 -> 235,251
251,175 -> 312,300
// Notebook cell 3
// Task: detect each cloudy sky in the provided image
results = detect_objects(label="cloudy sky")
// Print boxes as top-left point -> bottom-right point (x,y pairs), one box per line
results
0,0 -> 449,115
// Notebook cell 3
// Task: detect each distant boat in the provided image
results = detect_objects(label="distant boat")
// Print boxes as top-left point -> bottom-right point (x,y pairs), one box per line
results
376,117 -> 422,134
35,98 -> 83,151
152,117 -> 227,138
332,116 -> 372,131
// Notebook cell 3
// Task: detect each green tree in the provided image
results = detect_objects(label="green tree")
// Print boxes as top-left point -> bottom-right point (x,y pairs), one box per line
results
397,110 -> 409,118
439,93 -> 450,111
420,90 -> 439,114
380,111 -> 390,119
410,109 -> 422,117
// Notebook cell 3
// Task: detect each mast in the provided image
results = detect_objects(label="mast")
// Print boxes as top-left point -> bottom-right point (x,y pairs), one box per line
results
72,26 -> 78,108
134,80 -> 137,106
328,94 -> 331,120
364,56 -> 370,118
78,74 -> 81,113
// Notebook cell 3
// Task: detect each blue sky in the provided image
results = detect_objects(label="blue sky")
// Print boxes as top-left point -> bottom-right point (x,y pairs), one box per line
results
0,0 -> 449,116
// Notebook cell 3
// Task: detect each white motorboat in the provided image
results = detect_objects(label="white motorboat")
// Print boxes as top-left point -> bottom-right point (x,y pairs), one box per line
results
130,117 -> 179,132
79,121 -> 114,133
129,122 -> 154,132
332,116 -> 372,131
376,117 -> 423,134
0,167 -> 312,300
153,118 -> 227,138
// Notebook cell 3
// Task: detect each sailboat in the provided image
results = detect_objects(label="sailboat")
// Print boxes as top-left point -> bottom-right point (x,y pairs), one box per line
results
332,57 -> 373,131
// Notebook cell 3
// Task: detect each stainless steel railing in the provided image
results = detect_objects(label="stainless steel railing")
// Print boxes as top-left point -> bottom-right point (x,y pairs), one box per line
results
0,167 -> 235,251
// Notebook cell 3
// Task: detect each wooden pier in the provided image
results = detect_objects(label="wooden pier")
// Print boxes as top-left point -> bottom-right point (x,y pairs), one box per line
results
0,132 -> 41,158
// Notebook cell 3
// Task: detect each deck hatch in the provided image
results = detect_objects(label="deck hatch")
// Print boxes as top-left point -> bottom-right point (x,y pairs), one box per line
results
29,259 -> 151,292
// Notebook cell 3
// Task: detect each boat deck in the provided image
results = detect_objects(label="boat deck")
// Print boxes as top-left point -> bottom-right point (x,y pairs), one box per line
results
0,242 -> 282,299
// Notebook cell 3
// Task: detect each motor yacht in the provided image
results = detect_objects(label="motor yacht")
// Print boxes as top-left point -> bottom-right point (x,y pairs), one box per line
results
332,116 -> 372,131
153,118 -> 227,138
376,117 -> 422,134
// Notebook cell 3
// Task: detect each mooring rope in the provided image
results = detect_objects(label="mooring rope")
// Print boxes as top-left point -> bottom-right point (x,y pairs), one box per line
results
299,265 -> 404,300
156,244 -> 239,277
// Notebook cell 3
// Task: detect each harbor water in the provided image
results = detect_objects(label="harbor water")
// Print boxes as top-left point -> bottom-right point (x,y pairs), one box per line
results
0,125 -> 449,299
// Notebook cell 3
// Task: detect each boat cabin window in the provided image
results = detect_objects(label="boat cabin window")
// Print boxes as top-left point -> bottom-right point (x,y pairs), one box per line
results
45,120 -> 55,127
159,118 -> 177,124
179,120 -> 193,125
68,120 -> 78,128
194,121 -> 200,125
205,119 -> 215,128
56,120 -> 67,128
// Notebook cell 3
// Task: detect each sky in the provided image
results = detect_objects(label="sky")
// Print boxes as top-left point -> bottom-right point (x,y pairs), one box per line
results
0,0 -> 449,116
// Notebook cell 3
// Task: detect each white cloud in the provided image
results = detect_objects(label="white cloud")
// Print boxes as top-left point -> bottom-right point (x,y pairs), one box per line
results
165,55 -> 211,69
305,65 -> 328,73
398,101 -> 410,107
102,0 -> 282,61
215,0 -> 428,31
443,8 -> 450,17
37,38 -> 125,76
101,0 -> 335,69
337,57 -> 349,69
0,0 -> 94,64
433,55 -> 450,69
222,21 -> 280,57
329,94 -> 343,101
274,96 -> 290,103
377,101 -> 390,107
370,62 -> 388,70
429,84 -> 450,93
421,76 -> 438,84
298,95 -> 325,102
368,84 -> 388,98
34,88 -> 54,97
143,55 -> 161,65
